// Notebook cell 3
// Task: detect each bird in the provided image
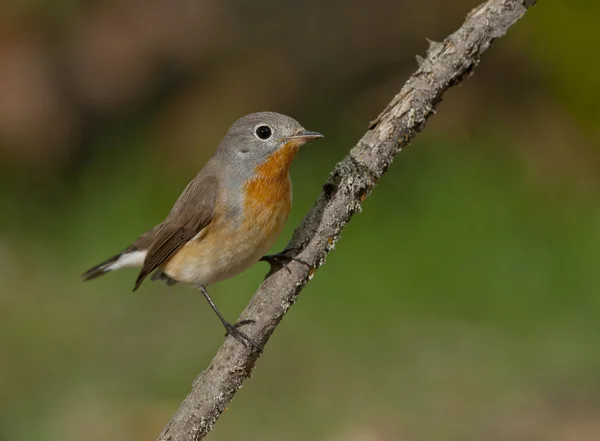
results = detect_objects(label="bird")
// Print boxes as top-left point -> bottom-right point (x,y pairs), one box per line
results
82,112 -> 323,348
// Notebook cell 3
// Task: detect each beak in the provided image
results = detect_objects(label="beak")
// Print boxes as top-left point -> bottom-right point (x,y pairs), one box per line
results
286,130 -> 324,142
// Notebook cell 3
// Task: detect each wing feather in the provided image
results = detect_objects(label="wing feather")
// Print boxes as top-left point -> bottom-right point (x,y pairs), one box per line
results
133,174 -> 218,291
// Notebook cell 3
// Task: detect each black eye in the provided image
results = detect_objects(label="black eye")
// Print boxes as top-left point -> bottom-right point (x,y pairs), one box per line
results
255,125 -> 272,140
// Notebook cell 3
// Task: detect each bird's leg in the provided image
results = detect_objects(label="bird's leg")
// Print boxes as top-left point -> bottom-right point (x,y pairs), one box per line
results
260,247 -> 311,273
198,285 -> 261,351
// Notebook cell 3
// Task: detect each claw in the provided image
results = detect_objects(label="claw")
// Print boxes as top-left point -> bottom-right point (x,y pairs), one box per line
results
261,251 -> 311,273
198,285 -> 261,351
224,320 -> 261,351
231,319 -> 256,329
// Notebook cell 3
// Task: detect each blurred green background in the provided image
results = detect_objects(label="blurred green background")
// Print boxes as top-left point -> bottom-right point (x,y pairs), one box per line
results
1,1 -> 599,440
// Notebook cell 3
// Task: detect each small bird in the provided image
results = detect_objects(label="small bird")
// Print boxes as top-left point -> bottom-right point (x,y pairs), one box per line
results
82,112 -> 323,348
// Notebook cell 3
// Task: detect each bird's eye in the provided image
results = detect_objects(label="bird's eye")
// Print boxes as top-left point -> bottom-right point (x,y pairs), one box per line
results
255,125 -> 272,140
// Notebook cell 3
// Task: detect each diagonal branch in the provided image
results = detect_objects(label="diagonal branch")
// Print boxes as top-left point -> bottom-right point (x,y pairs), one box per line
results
157,0 -> 537,439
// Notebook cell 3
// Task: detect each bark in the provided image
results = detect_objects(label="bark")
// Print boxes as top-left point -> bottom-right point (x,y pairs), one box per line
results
157,0 -> 537,439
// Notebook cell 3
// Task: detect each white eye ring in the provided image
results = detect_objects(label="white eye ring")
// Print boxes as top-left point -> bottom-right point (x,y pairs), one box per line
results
254,124 -> 273,141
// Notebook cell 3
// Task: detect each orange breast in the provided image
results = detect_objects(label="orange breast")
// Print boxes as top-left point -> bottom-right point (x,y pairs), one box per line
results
244,141 -> 300,220
163,142 -> 300,286
165,143 -> 300,285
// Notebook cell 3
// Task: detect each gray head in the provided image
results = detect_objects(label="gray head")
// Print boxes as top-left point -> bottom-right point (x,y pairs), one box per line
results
214,112 -> 323,172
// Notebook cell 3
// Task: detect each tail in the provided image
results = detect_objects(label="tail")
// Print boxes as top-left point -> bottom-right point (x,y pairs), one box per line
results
81,225 -> 160,282
81,249 -> 148,281
81,252 -> 124,281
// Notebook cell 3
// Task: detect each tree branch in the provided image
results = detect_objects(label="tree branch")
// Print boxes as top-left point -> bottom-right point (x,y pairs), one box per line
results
157,0 -> 537,439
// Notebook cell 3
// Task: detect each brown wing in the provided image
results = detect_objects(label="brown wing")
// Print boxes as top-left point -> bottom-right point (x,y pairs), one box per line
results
133,174 -> 218,291
129,224 -> 161,251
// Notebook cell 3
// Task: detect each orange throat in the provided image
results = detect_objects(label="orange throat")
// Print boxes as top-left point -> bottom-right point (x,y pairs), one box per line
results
244,141 -> 300,208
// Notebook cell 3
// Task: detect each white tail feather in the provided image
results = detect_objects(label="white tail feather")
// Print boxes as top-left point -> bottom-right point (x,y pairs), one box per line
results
106,250 -> 147,271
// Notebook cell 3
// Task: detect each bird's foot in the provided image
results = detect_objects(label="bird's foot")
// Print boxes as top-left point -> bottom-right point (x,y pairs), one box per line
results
260,249 -> 311,273
224,319 -> 261,351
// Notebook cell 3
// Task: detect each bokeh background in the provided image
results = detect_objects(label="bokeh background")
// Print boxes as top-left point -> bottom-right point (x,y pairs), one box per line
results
1,1 -> 598,440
